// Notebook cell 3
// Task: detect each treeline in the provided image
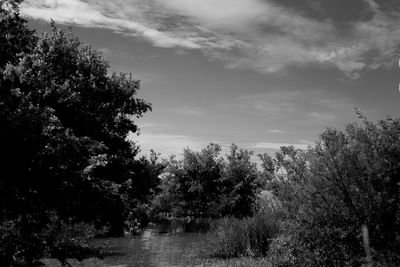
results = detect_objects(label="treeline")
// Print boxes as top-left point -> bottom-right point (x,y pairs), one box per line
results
148,114 -> 400,266
152,144 -> 262,219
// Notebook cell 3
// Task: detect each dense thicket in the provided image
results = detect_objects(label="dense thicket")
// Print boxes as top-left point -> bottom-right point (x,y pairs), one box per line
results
0,1 -> 152,264
267,114 -> 400,266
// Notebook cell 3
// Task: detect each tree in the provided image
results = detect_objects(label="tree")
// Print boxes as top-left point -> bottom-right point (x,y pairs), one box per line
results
0,0 -> 36,68
219,144 -> 260,217
0,1 -> 151,263
153,144 -> 263,219
153,144 -> 224,217
122,150 -> 165,229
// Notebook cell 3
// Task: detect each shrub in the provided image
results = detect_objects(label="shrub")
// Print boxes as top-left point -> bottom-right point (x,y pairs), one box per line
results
42,214 -> 98,265
268,115 -> 400,266
0,219 -> 44,266
0,214 -> 99,266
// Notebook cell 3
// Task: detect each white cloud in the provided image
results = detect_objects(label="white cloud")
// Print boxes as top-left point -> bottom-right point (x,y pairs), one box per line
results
155,0 -> 271,32
20,0 -> 207,49
129,132 -> 206,156
251,142 -> 309,150
21,0 -> 400,78
308,112 -> 337,120
269,129 -> 287,134
223,89 -> 358,126
173,106 -> 205,116
137,122 -> 168,129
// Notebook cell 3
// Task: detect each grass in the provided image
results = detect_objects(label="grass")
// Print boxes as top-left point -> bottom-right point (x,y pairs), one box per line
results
210,211 -> 280,258
191,257 -> 272,267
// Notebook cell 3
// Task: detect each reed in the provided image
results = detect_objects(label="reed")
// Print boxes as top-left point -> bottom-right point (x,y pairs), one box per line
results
211,211 -> 280,258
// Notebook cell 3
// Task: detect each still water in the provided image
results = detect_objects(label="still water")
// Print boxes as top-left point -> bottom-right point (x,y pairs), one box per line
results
94,228 -> 213,267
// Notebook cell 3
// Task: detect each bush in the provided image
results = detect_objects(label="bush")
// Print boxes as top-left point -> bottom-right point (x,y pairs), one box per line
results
211,210 -> 280,258
268,115 -> 400,266
0,219 -> 44,266
42,214 -> 99,265
0,214 -> 99,266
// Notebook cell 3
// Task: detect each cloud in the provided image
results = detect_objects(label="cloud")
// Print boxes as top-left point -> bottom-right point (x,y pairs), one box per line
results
137,122 -> 168,129
308,112 -> 337,120
251,142 -> 310,150
130,131 -> 311,162
129,132 -> 208,156
20,0 -> 210,49
269,129 -> 287,134
173,106 -> 206,116
223,89 -> 357,126
21,0 -> 400,78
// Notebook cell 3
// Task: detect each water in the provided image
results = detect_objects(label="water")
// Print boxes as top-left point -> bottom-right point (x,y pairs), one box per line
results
93,228 -> 213,267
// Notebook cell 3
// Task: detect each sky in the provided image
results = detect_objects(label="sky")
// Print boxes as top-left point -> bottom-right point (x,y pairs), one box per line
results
21,0 -> 400,161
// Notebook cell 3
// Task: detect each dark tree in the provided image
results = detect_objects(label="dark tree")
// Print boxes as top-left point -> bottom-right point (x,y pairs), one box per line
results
0,1 -> 151,264
219,144 -> 260,217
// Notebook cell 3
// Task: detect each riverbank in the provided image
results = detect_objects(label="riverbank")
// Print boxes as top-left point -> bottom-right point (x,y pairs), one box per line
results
43,256 -> 271,267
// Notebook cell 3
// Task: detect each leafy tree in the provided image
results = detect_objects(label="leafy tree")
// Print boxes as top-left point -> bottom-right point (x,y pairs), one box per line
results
0,0 -> 36,68
153,144 -> 263,219
219,144 -> 260,217
0,1 -> 151,264
153,144 -> 224,217
122,150 -> 165,229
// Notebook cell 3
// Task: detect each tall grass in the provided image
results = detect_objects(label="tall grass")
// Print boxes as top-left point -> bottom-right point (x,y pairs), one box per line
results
211,210 -> 280,258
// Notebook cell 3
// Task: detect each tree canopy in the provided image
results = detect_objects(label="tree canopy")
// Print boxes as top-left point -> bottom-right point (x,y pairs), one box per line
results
0,1 -> 152,264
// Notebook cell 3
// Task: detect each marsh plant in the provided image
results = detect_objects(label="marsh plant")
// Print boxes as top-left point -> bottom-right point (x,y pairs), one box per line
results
211,210 -> 280,258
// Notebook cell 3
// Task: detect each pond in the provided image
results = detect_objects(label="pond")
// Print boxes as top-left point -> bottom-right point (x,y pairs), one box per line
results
45,228 -> 215,267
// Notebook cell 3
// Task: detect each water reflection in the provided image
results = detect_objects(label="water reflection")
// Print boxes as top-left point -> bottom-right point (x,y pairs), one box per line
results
97,228 -> 212,267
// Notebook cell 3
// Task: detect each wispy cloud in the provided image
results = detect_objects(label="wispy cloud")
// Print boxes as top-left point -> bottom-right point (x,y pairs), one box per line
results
251,142 -> 310,150
21,0 -> 400,78
137,122 -> 168,129
130,132 -> 208,156
21,0 -> 214,49
173,106 -> 206,116
308,112 -> 337,120
269,129 -> 287,134
223,89 -> 357,126
130,132 -> 236,158
130,131 -> 311,160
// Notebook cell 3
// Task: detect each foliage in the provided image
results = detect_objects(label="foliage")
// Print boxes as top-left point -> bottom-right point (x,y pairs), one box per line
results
219,145 -> 261,217
267,115 -> 400,266
153,144 -> 263,219
0,0 -> 151,264
153,144 -> 224,217
122,150 -> 165,230
41,214 -> 98,266
0,214 -> 98,266
0,0 -> 36,68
